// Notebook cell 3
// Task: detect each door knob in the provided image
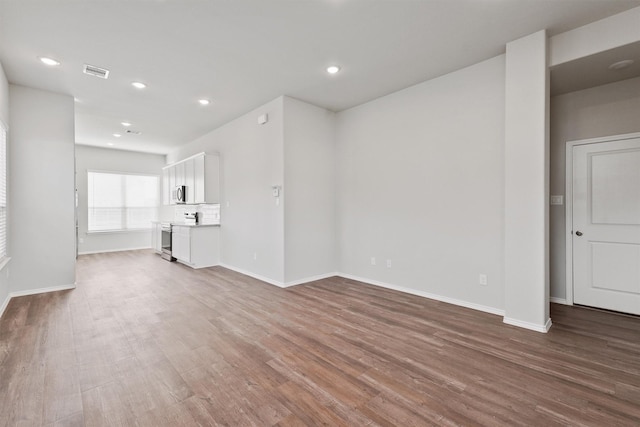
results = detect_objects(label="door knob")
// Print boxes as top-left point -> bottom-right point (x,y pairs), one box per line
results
575,231 -> 583,236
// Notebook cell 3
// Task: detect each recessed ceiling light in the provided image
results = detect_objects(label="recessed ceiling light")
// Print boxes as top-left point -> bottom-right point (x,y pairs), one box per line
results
107,143 -> 115,146
113,133 -> 122,138
609,59 -> 634,70
131,82 -> 147,89
39,57 -> 60,66
198,99 -> 211,106
121,122 -> 132,127
326,65 -> 341,74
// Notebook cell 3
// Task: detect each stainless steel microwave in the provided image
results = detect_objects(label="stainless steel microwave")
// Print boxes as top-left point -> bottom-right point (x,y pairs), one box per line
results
174,185 -> 186,204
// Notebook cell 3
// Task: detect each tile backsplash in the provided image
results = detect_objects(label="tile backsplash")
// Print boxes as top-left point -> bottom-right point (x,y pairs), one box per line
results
197,204 -> 221,224
173,204 -> 220,224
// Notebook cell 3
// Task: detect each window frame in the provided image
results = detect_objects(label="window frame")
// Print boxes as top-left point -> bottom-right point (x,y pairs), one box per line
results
86,169 -> 160,233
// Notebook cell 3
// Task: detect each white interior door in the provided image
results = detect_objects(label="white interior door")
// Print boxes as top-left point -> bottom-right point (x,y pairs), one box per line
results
572,136 -> 640,315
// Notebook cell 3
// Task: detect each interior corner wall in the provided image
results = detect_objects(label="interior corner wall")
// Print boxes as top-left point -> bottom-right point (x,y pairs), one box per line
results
0,62 -> 9,314
549,76 -> 640,300
9,85 -> 75,294
167,97 -> 285,284
335,55 -> 506,313
282,96 -> 336,284
503,30 -> 550,331
0,62 -> 8,126
75,145 -> 166,254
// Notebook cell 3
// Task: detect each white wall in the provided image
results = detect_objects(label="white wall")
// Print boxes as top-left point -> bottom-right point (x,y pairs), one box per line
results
9,85 -> 75,293
168,97 -> 286,284
283,97 -> 336,284
0,62 -> 9,314
336,55 -> 506,313
550,76 -> 640,300
76,145 -> 166,254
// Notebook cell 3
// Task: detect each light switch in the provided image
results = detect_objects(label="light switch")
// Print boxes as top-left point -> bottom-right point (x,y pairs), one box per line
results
550,195 -> 563,205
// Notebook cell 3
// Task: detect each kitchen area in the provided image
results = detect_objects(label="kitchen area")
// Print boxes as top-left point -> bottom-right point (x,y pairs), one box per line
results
152,151 -> 222,269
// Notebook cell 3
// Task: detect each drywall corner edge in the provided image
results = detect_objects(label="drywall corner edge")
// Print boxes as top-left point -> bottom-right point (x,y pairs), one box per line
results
0,293 -> 10,319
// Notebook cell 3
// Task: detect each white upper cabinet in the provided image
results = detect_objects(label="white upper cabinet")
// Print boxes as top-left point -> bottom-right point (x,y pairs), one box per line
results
184,157 -> 195,204
194,154 -> 205,204
174,161 -> 185,188
162,152 -> 220,205
162,168 -> 169,205
167,166 -> 176,203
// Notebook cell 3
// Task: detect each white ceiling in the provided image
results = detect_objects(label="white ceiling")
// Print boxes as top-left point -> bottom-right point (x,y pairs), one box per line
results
1,1 -> 639,154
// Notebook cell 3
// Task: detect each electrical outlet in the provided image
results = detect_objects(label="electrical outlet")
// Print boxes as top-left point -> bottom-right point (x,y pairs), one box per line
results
79,238 -> 84,244
479,274 -> 488,286
386,259 -> 392,268
370,257 -> 376,266
253,252 -> 257,261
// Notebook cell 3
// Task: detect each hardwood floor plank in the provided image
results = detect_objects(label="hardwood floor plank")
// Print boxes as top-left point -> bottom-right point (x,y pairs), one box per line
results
3,249 -> 640,426
42,349 -> 83,424
275,380 -> 358,427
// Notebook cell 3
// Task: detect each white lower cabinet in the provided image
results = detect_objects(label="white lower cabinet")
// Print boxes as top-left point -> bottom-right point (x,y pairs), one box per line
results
151,222 -> 162,254
172,226 -> 190,262
172,225 -> 219,268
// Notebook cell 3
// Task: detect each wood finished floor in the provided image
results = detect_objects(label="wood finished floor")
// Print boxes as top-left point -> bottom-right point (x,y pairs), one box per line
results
1,250 -> 640,426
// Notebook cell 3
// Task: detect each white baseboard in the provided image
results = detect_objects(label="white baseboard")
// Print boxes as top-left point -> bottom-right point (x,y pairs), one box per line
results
216,267 -> 505,319
190,265 -> 555,333
503,316 -> 552,333
78,247 -> 151,255
550,297 -> 568,305
10,284 -> 76,298
0,284 -> 76,320
218,264 -> 287,288
285,272 -> 340,287
175,259 -> 220,270
337,273 -> 505,317
218,264 -> 339,289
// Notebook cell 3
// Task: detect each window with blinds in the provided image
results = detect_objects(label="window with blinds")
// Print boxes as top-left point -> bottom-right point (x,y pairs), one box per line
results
0,122 -> 6,259
87,171 -> 159,232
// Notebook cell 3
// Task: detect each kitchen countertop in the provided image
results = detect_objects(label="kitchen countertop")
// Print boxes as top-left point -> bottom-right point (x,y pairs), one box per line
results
170,222 -> 220,228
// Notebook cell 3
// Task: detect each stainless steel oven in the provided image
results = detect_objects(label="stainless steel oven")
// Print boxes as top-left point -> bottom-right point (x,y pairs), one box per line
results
160,222 -> 175,261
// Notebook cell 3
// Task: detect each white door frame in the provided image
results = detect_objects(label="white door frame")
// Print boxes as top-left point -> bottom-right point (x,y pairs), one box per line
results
564,131 -> 640,305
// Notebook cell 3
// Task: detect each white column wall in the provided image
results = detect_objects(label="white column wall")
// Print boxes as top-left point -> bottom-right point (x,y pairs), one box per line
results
503,30 -> 551,332
8,85 -> 76,294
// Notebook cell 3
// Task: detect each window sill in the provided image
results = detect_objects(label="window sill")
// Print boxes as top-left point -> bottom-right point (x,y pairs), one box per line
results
87,229 -> 151,235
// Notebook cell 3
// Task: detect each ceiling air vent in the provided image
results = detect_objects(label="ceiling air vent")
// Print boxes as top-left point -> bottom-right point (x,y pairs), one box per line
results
126,129 -> 141,135
83,64 -> 110,79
